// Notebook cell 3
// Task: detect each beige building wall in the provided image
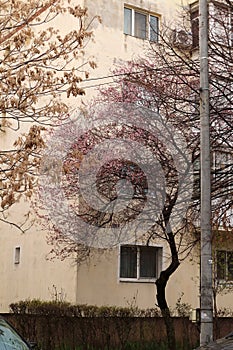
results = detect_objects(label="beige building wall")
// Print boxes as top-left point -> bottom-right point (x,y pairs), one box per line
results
79,0 -> 190,97
0,0 -> 232,315
0,217 -> 200,312
0,217 -> 78,312
75,246 -> 200,310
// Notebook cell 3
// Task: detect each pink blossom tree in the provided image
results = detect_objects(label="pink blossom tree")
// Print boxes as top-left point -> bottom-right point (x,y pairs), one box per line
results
38,2 -> 232,348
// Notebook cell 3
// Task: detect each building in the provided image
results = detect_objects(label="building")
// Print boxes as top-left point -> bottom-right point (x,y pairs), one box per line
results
0,0 -> 232,316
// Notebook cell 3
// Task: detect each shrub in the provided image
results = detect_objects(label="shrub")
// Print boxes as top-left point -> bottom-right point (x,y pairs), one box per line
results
9,299 -> 161,318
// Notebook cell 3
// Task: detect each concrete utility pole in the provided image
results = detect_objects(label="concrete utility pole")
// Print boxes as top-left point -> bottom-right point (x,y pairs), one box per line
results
199,0 -> 213,346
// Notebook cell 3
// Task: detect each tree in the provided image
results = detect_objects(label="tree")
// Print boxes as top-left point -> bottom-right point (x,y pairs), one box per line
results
39,82 -> 197,350
37,1 -> 233,349
0,0 -> 98,230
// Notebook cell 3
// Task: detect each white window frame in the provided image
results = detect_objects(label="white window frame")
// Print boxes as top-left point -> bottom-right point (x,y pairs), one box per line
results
216,250 -> 233,282
118,244 -> 162,283
124,6 -> 159,42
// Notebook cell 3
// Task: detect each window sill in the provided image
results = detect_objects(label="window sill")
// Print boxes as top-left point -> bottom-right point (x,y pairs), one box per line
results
119,277 -> 156,283
124,33 -> 158,44
124,33 -> 145,40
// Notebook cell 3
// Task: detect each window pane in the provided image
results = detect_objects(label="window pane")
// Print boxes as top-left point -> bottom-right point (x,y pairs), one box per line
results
14,246 -> 20,264
120,246 -> 137,278
140,247 -> 157,278
150,15 -> 159,42
231,10 -> 233,46
135,12 -> 147,39
227,252 -> 233,280
124,8 -> 132,35
211,5 -> 229,45
193,157 -> 200,199
216,250 -> 226,280
191,10 -> 199,47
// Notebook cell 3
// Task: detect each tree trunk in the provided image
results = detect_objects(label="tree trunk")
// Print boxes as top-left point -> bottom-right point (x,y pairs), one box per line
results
155,210 -> 180,349
155,271 -> 175,350
161,308 -> 176,350
155,256 -> 180,350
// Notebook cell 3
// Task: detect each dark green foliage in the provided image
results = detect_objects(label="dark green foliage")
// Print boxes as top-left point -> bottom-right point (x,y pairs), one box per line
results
9,299 -> 161,317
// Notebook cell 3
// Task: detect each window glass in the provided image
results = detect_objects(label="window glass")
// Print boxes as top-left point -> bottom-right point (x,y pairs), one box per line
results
191,9 -> 199,48
193,157 -> 200,199
216,250 -> 226,280
135,12 -> 147,39
124,7 -> 159,41
213,151 -> 232,195
212,4 -> 230,45
227,252 -> 233,280
120,246 -> 137,278
140,246 -> 157,278
14,247 -> 20,264
149,15 -> 159,42
231,9 -> 233,45
124,8 -> 132,35
120,245 -> 161,280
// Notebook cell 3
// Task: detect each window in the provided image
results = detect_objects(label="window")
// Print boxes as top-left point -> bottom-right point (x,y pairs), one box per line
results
213,151 -> 233,195
191,2 -> 233,48
124,7 -> 132,35
193,151 -> 233,199
192,156 -> 200,200
120,245 -> 162,281
190,9 -> 199,48
135,12 -> 147,39
124,7 -> 159,42
210,2 -> 233,46
14,246 -> 20,264
216,250 -> 233,281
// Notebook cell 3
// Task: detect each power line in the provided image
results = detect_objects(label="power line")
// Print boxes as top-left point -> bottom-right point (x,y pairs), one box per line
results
81,66 -> 162,89
80,61 -> 231,91
82,80 -> 118,90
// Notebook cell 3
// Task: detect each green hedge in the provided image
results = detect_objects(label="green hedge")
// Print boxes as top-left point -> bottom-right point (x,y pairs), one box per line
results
8,300 -> 199,350
9,299 -> 161,317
